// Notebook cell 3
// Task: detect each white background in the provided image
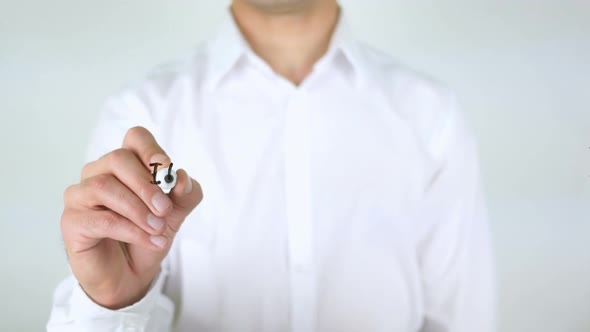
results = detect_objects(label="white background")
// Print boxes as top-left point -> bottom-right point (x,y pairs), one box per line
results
1,1 -> 589,331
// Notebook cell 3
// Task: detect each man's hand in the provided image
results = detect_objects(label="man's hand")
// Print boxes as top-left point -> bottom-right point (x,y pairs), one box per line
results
61,126 -> 203,309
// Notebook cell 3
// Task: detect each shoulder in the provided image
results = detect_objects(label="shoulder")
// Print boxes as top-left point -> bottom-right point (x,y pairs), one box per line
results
92,45 -> 212,157
353,41 -> 453,115
352,41 -> 475,163
113,44 -> 210,110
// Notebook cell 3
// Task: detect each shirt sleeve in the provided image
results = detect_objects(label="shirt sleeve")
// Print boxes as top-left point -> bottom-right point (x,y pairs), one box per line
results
46,269 -> 174,332
47,94 -> 176,331
84,92 -> 162,163
416,97 -> 496,332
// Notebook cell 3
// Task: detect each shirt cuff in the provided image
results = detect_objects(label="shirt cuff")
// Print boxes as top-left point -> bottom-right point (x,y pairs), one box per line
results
68,269 -> 171,329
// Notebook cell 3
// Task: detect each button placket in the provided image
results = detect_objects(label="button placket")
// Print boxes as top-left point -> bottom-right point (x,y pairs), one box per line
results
284,90 -> 316,332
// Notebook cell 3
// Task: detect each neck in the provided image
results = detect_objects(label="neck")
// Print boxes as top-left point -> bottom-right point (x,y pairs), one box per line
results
231,0 -> 339,85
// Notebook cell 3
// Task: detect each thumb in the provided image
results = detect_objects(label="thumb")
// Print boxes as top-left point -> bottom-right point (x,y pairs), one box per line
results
166,169 -> 203,233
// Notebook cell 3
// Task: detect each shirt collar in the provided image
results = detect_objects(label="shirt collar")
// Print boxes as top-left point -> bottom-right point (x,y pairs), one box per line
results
205,7 -> 363,91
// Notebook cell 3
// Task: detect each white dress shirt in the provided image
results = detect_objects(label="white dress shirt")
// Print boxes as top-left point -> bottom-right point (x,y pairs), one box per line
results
47,11 -> 495,332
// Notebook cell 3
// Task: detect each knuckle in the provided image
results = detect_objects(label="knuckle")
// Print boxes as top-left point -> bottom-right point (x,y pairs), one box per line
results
87,211 -> 117,236
60,209 -> 74,233
125,126 -> 149,143
125,222 -> 144,244
85,174 -> 112,193
80,162 -> 94,179
119,192 -> 147,222
139,183 -> 153,198
63,184 -> 78,204
107,148 -> 132,167
194,182 -> 204,205
139,184 -> 159,204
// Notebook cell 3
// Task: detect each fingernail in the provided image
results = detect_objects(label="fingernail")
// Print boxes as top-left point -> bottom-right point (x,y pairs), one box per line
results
150,153 -> 168,165
185,176 -> 193,194
152,192 -> 172,212
150,235 -> 168,248
147,214 -> 165,231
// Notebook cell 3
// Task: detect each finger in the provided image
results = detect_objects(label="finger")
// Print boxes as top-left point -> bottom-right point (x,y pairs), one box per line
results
122,126 -> 171,170
61,209 -> 168,254
81,149 -> 173,217
65,175 -> 167,236
165,169 -> 204,233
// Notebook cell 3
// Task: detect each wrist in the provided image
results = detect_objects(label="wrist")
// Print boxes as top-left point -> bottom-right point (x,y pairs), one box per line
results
81,278 -> 152,310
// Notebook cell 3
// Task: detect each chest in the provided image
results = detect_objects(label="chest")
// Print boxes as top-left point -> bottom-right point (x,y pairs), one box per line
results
163,88 -> 429,331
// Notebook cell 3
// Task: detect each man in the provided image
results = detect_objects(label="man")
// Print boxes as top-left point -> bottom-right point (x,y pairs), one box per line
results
48,0 -> 495,331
